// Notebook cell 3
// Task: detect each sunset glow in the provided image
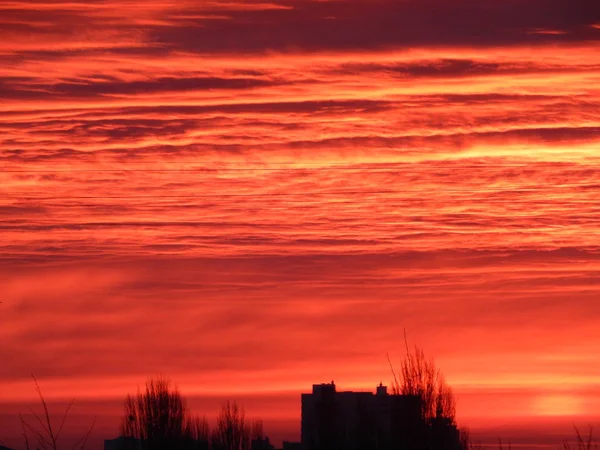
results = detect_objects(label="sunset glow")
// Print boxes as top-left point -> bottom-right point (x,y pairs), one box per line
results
1,0 -> 600,449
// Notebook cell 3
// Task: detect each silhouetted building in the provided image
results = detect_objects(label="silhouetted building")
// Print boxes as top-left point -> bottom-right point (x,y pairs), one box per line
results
104,436 -> 208,450
104,436 -> 144,450
428,417 -> 461,450
187,438 -> 210,450
301,381 -> 427,450
252,437 -> 276,450
281,441 -> 303,450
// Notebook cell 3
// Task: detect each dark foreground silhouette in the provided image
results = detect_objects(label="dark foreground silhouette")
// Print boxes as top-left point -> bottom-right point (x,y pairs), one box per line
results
18,343 -> 595,450
106,379 -> 462,450
105,341 -> 464,450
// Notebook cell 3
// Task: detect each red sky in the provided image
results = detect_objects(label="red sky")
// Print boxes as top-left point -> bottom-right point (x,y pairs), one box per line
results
1,0 -> 600,449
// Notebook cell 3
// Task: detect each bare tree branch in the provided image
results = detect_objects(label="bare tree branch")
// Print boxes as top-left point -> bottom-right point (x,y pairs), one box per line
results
32,373 -> 58,449
21,373 -> 95,450
391,333 -> 457,424
71,417 -> 96,450
55,398 -> 76,441
387,352 -> 399,393
212,401 -> 250,450
21,415 -> 52,450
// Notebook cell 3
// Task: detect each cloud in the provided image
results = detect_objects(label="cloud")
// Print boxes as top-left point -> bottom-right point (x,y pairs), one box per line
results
1,0 -> 600,447
145,0 -> 600,52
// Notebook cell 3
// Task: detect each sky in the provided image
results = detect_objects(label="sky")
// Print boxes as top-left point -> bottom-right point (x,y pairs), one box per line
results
1,0 -> 600,448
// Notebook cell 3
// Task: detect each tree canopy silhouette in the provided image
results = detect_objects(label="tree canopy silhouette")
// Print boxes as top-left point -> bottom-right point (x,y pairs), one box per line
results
211,401 -> 251,450
120,376 -> 208,450
389,332 -> 457,425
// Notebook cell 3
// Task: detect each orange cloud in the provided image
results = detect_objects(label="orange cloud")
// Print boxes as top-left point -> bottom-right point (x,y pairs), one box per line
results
1,1 -> 600,449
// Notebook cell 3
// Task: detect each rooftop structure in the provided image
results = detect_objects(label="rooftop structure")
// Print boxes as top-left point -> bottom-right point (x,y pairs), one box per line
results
301,381 -> 424,450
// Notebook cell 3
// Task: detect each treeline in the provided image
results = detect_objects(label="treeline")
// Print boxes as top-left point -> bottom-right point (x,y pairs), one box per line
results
22,338 -> 597,450
119,376 -> 262,450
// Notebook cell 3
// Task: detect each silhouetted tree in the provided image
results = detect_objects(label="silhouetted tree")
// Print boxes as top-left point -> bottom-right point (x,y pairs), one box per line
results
563,426 -> 598,450
211,401 -> 250,450
121,376 -> 206,450
459,427 -> 471,450
434,376 -> 456,423
184,415 -> 210,450
458,428 -> 487,450
390,332 -> 457,425
250,420 -> 264,441
20,374 -> 95,450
